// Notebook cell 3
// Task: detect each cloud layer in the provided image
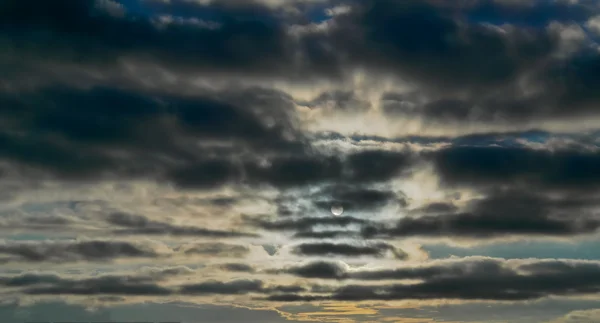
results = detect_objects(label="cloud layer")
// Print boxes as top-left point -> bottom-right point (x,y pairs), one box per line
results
2,0 -> 600,322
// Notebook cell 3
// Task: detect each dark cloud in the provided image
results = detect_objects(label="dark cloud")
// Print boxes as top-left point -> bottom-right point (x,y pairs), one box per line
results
0,81 -> 420,189
292,242 -> 407,259
344,150 -> 415,183
251,184 -> 598,240
0,84 -> 303,185
265,284 -> 307,294
282,261 -> 348,279
0,272 -> 173,296
5,0 -> 600,125
0,271 -> 307,298
431,146 -> 600,190
25,281 -> 172,296
0,273 -> 65,287
176,243 -> 250,258
312,185 -> 405,212
298,90 -> 371,112
176,148 -> 415,189
335,0 -> 560,91
0,240 -> 159,263
180,279 -> 264,295
244,155 -> 343,188
416,202 -> 458,214
363,189 -> 600,239
293,230 -> 359,239
144,266 -> 196,279
108,212 -> 258,238
344,1 -> 600,123
219,263 -> 255,273
0,0 -> 307,79
1,0 -> 589,89
270,257 -> 600,301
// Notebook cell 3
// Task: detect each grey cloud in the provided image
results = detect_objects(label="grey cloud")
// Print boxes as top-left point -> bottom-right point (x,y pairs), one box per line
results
219,263 -> 255,272
176,243 -> 250,258
248,215 -> 369,232
255,185 -> 600,240
344,150 -> 415,183
0,0 -> 311,79
293,230 -> 359,239
363,189 -> 600,239
0,240 -> 160,263
4,0 -> 600,126
180,279 -> 264,295
0,272 -> 174,296
312,185 -> 406,212
0,83 -> 419,189
270,257 -> 600,302
431,146 -> 600,190
0,271 -> 307,298
298,90 -> 371,112
264,284 -> 307,294
143,265 -> 197,279
416,202 -> 458,214
108,212 -> 258,238
292,242 -> 407,259
0,84 -> 305,187
282,261 -> 348,279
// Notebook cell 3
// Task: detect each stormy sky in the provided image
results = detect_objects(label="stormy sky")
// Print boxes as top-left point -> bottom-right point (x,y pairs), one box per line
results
1,0 -> 600,322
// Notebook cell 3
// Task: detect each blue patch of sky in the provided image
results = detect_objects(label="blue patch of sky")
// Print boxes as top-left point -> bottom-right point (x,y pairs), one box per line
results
117,0 -> 155,16
424,239 -> 600,260
306,7 -> 331,23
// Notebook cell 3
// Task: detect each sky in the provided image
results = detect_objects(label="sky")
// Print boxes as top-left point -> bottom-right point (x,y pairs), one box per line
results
1,0 -> 600,322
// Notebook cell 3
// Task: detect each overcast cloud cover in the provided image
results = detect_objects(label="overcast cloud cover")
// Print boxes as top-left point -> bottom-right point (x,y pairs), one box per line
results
1,0 -> 600,322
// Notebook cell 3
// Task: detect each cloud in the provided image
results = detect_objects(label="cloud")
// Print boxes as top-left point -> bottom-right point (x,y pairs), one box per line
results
280,260 -> 348,279
218,263 -> 255,272
0,269 -> 187,296
253,184 -> 600,240
176,243 -> 250,257
108,212 -> 258,238
431,146 -> 600,190
3,0 -> 600,318
0,240 -> 161,263
312,185 -> 406,212
249,215 -> 369,232
0,82 -> 422,191
0,0 -> 306,79
291,242 -> 407,259
24,279 -> 172,296
10,256 -> 600,302
344,150 -> 415,183
4,0 -> 600,127
0,270 -> 305,299
293,230 -> 359,239
0,85 -> 303,186
363,189 -> 600,239
270,257 -> 600,301
180,279 -> 264,295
